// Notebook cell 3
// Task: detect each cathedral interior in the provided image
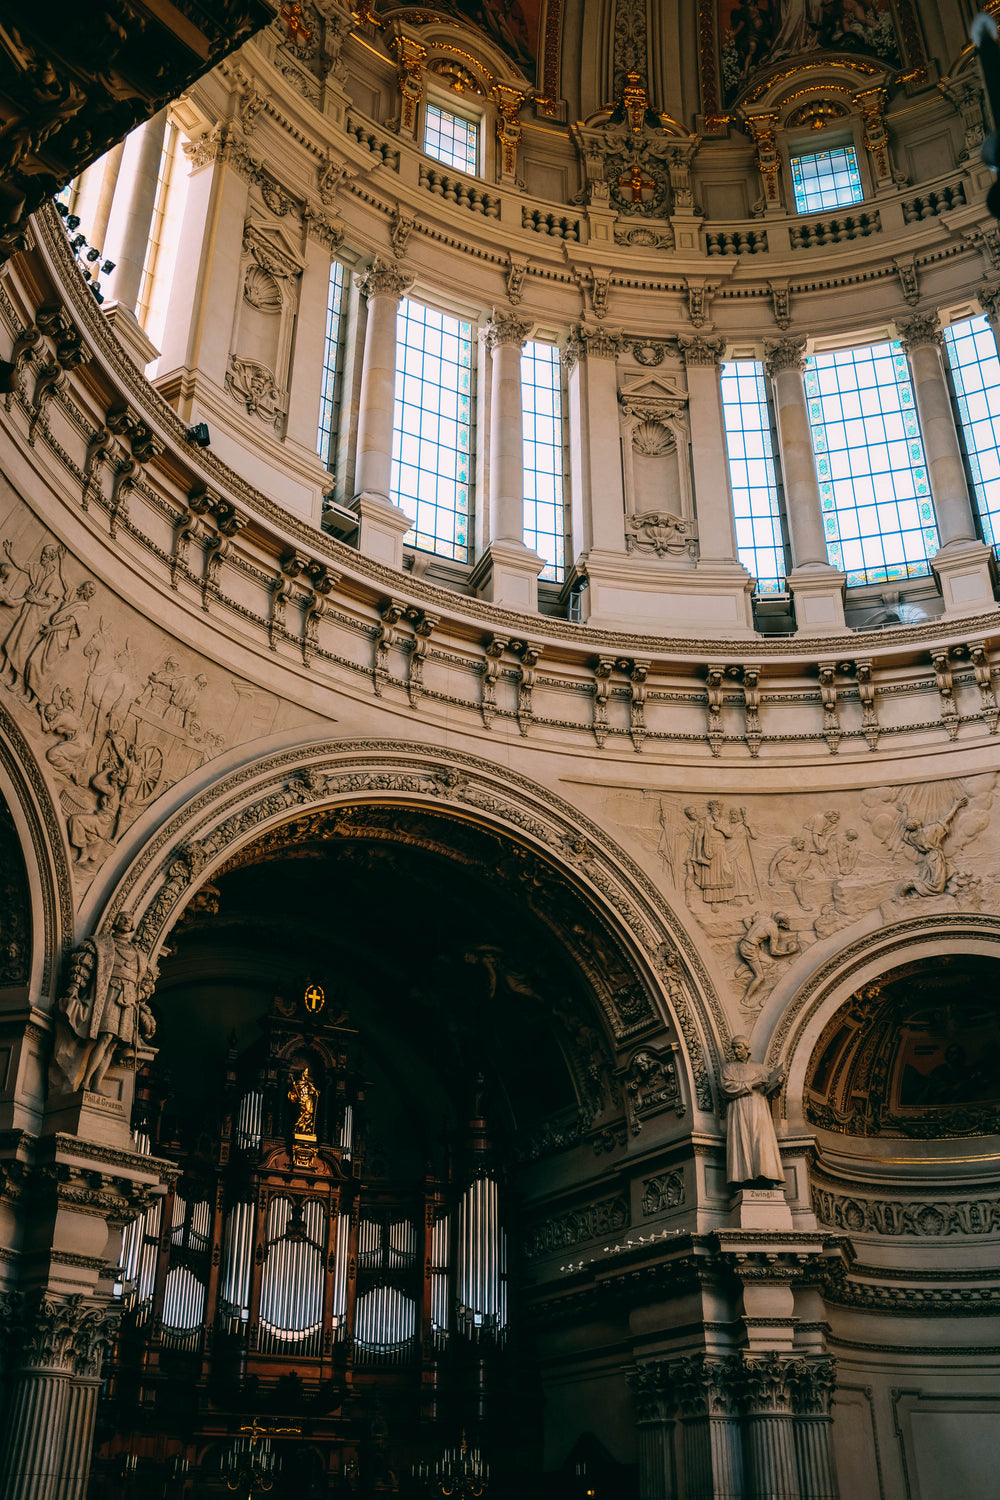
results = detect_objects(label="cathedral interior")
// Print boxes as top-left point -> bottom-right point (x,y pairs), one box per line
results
1,1 -> 999,1496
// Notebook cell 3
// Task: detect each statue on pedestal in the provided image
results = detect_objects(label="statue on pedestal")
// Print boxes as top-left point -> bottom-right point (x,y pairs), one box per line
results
52,913 -> 157,1095
720,1035 -> 785,1186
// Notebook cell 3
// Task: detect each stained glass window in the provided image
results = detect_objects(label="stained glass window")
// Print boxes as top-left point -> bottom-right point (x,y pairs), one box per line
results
316,259 -> 346,467
942,314 -> 1000,548
790,145 -> 864,216
721,360 -> 788,593
805,341 -> 939,587
423,102 -> 478,175
391,298 -> 473,562
521,341 -> 566,582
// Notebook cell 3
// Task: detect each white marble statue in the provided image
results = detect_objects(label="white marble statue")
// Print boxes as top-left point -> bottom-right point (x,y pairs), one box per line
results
720,1035 -> 786,1186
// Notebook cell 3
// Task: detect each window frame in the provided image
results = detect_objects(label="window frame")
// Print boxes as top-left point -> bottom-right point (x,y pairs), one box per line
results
421,93 -> 482,177
781,122 -> 871,218
520,337 -> 569,584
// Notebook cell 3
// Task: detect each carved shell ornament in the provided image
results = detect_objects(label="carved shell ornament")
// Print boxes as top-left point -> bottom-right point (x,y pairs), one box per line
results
632,419 -> 675,457
243,263 -> 282,312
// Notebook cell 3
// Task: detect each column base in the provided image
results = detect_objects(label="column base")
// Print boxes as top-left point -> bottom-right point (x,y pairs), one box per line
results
469,539 -> 545,610
102,302 -> 160,369
931,539 -> 998,619
788,564 -> 847,635
351,492 -> 414,571
572,551 -> 756,635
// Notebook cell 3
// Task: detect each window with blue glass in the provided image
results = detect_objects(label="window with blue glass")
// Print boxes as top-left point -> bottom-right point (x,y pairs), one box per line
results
805,341 -> 939,587
790,145 -> 864,216
316,259 -> 346,467
391,298 -> 473,562
943,314 -> 1000,548
521,341 -> 566,582
721,360 -> 789,593
423,102 -> 478,175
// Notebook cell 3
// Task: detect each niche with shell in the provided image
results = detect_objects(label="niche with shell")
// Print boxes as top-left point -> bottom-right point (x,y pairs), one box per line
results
618,377 -> 695,559
225,216 -> 304,436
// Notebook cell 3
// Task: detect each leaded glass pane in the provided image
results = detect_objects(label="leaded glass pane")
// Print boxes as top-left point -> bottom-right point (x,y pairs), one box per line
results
721,360 -> 788,593
943,314 -> 1000,548
423,102 -> 478,175
521,341 -> 566,582
316,259 -> 345,466
805,341 -> 939,586
392,299 -> 473,562
790,145 -> 864,216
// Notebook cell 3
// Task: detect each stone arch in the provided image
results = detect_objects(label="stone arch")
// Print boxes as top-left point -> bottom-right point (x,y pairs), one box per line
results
86,738 -> 731,1116
761,911 -> 1000,1131
0,704 -> 73,1000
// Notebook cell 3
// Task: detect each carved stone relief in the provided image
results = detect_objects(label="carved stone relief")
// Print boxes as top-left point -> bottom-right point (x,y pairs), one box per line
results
606,775 -> 999,1011
0,514 -> 312,886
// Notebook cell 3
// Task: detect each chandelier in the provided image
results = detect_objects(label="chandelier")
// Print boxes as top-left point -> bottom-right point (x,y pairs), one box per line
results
412,1433 -> 489,1498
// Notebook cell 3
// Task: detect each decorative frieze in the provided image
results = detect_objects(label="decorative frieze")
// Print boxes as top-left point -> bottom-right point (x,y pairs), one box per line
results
812,1186 -> 1000,1236
522,1195 -> 629,1260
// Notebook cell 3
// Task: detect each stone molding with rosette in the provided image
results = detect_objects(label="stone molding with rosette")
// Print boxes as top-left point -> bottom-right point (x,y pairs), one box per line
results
812,1186 -> 1000,1236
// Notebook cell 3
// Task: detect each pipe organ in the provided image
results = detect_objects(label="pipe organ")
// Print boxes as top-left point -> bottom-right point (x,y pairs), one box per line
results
93,988 -> 513,1494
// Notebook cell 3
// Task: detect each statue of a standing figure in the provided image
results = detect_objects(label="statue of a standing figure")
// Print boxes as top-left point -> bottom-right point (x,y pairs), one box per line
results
720,1035 -> 785,1186
52,912 -> 157,1095
288,1067 -> 319,1135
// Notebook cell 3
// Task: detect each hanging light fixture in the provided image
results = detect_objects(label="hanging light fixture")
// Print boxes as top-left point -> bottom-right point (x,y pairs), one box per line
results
412,1433 -> 489,1498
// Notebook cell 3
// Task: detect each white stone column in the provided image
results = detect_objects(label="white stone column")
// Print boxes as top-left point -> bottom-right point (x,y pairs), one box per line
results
0,1369 -> 71,1500
791,1356 -> 839,1500
102,112 -> 168,366
155,129 -> 251,395
680,335 -> 755,631
899,313 -> 996,618
52,1378 -> 101,1500
470,309 -> 544,608
352,257 -> 414,569
284,230 -> 341,459
744,1413 -> 802,1500
762,337 -> 847,634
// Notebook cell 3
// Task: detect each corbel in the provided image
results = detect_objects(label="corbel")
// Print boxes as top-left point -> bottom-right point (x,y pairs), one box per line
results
510,640 -> 542,736
930,650 -> 959,740
894,254 -> 920,307
592,656 -> 615,748
505,254 -> 529,306
170,506 -> 208,590
403,608 -> 438,708
705,665 -> 725,756
268,569 -> 296,649
390,208 -> 415,258
301,560 -> 339,663
0,323 -> 41,409
728,664 -> 762,757
373,598 -> 407,696
839,658 -> 879,749
82,425 -> 115,511
619,657 -> 649,751
481,635 -> 508,728
968,640 -> 999,733
768,279 -> 791,331
817,661 -> 841,754
28,357 -> 67,447
684,278 -> 719,329
203,532 -> 236,611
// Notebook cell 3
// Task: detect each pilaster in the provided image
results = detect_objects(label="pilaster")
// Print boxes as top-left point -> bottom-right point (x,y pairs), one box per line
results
352,257 -> 414,568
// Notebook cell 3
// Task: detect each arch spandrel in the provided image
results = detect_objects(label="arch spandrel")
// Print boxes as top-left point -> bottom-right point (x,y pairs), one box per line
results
90,739 -> 726,1116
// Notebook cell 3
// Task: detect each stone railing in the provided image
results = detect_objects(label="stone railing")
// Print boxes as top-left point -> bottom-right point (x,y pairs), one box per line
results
417,163 -> 501,217
789,210 -> 882,250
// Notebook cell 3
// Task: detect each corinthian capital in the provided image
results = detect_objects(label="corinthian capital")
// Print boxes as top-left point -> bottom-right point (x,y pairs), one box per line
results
762,336 -> 807,378
484,309 -> 531,351
678,334 -> 725,368
355,256 -> 412,303
897,312 -> 942,351
576,324 -> 625,361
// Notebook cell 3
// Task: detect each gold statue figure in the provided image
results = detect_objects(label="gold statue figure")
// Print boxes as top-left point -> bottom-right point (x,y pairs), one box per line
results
288,1066 -> 319,1136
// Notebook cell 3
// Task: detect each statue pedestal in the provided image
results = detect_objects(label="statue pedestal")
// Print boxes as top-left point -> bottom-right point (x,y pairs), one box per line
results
729,1187 -> 793,1230
45,1088 -> 133,1151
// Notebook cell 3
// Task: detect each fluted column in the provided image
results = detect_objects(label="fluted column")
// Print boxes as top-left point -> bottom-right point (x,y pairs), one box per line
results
672,1356 -> 745,1500
0,1293 -> 117,1500
899,312 -> 996,616
470,309 -> 544,607
352,257 -> 414,570
628,1365 -> 677,1500
743,1356 -> 801,1500
790,1357 -> 839,1500
762,338 -> 847,634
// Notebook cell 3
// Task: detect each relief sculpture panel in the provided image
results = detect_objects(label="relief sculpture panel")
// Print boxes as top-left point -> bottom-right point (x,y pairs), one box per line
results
0,509 -> 323,883
605,778 -> 998,1011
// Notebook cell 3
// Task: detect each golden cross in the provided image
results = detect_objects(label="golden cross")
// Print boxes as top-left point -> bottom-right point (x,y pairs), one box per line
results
618,161 -> 657,204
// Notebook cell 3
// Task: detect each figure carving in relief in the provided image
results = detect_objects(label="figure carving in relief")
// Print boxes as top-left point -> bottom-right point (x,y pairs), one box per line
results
42,688 -> 88,780
23,580 -> 96,709
0,540 -> 66,689
727,806 -> 759,902
66,763 -> 127,865
83,623 -> 132,736
768,836 -> 814,909
52,912 -> 157,1095
803,809 -> 841,869
898,797 -> 967,897
720,1035 -> 785,1186
737,910 -> 798,1004
689,800 -> 736,911
0,561 -> 23,610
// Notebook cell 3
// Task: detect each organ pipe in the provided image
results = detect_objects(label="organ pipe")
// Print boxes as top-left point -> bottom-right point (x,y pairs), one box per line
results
456,1173 -> 506,1340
